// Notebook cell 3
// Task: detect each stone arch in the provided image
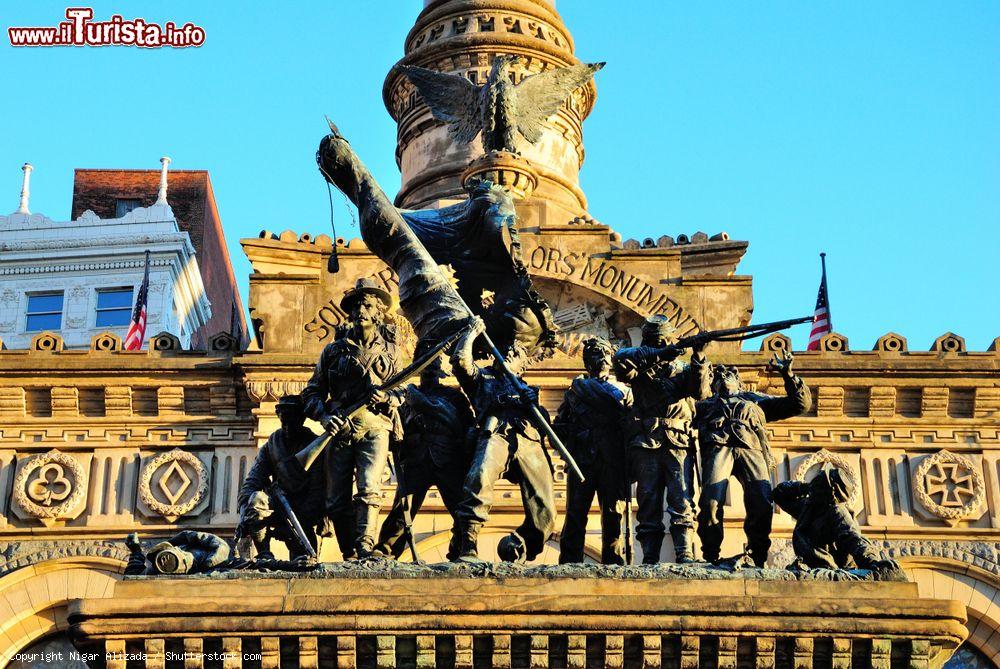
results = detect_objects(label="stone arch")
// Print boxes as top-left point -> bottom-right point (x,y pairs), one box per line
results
0,556 -> 125,661
897,556 -> 1000,665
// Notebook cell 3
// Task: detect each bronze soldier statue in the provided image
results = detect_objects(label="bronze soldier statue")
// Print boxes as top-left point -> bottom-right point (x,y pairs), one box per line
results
451,318 -> 556,562
695,350 -> 811,567
236,394 -> 323,559
375,356 -> 475,560
556,337 -> 633,564
772,468 -> 898,572
612,316 -> 710,564
302,277 -> 403,559
125,530 -> 230,575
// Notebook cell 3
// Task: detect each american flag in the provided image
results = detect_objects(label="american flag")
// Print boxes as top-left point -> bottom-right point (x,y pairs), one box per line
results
807,253 -> 831,350
124,251 -> 151,351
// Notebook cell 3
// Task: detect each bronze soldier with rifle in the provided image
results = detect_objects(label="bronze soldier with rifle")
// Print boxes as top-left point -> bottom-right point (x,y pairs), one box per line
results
235,394 -> 322,560
613,315 -> 710,564
301,277 -> 404,559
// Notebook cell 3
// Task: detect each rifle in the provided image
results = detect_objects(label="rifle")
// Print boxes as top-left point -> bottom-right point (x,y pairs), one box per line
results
677,316 -> 812,348
268,483 -> 317,559
637,317 -> 813,368
295,326 -> 469,471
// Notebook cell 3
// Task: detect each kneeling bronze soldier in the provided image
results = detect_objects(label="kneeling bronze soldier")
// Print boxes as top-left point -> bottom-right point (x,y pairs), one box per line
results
613,316 -> 709,564
375,356 -> 475,560
452,318 -> 557,562
556,337 -> 633,564
236,394 -> 323,559
695,350 -> 811,567
772,468 -> 898,572
302,278 -> 404,559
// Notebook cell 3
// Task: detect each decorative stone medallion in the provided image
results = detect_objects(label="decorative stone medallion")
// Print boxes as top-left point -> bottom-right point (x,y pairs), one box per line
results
12,450 -> 88,526
793,449 -> 863,513
138,449 -> 209,522
912,450 -> 985,525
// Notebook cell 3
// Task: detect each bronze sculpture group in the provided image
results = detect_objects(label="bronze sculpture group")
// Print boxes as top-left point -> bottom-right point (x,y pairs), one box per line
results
226,294 -> 889,573
125,55 -> 895,577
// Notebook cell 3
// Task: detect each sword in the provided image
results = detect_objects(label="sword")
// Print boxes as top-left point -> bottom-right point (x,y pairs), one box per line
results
386,450 -> 421,564
268,483 -> 317,559
624,479 -> 634,566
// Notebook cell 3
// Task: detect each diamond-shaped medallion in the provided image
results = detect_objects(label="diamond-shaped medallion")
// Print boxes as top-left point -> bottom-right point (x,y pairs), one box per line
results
158,459 -> 192,505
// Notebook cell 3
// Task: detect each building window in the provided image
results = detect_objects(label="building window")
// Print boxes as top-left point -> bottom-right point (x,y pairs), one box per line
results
944,644 -> 994,669
25,292 -> 63,332
95,287 -> 134,328
115,198 -> 142,217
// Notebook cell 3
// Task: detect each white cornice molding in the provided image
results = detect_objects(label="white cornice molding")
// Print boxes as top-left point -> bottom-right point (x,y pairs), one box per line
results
1,232 -> 191,253
0,258 -> 174,276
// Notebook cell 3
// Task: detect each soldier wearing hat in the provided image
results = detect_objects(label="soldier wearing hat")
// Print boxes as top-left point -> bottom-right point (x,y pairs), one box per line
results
694,350 -> 810,567
555,337 -> 633,564
612,315 -> 710,564
236,394 -> 323,559
125,530 -> 230,575
302,277 -> 403,558
375,355 -> 475,559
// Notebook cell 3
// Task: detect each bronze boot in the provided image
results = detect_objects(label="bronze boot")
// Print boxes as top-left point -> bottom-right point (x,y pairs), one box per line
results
640,534 -> 664,565
670,526 -> 696,564
455,522 -> 482,562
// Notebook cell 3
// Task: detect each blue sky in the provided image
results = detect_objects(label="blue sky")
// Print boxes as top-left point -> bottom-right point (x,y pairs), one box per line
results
2,2 -> 997,350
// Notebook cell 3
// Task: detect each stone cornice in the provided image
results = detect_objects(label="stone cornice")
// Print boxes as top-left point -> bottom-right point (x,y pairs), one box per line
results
0,257 -> 173,277
0,232 -> 190,254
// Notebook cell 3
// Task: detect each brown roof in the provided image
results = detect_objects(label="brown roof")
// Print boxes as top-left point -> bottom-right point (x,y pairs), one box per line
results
70,169 -> 248,348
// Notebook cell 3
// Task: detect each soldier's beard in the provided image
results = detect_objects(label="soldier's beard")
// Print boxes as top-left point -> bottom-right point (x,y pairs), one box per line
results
585,360 -> 610,379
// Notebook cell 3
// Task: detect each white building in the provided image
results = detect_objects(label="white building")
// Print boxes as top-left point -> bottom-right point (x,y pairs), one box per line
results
0,161 -> 212,350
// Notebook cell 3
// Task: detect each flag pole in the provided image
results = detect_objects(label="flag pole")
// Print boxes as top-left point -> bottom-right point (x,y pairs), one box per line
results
820,252 -> 829,331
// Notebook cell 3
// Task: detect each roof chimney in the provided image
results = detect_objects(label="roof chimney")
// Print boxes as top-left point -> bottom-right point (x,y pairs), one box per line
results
155,156 -> 171,206
16,163 -> 32,214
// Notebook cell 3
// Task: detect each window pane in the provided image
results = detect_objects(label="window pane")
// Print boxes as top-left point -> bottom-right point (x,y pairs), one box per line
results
96,308 -> 132,328
944,644 -> 995,669
115,198 -> 142,217
97,288 -> 133,310
27,293 -> 63,314
26,313 -> 62,332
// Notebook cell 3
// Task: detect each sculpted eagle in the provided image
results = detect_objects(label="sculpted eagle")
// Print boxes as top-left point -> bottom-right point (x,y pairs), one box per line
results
400,55 -> 605,154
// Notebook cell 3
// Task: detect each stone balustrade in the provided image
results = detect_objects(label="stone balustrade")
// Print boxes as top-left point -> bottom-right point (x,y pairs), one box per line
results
68,572 -> 967,669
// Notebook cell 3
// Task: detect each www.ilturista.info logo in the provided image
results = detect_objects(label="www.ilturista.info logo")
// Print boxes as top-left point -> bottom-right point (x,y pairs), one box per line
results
8,8 -> 205,48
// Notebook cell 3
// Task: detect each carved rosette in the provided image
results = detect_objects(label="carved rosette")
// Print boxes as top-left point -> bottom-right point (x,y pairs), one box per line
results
912,450 -> 985,525
793,449 -> 863,513
138,449 -> 209,522
12,450 -> 88,526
